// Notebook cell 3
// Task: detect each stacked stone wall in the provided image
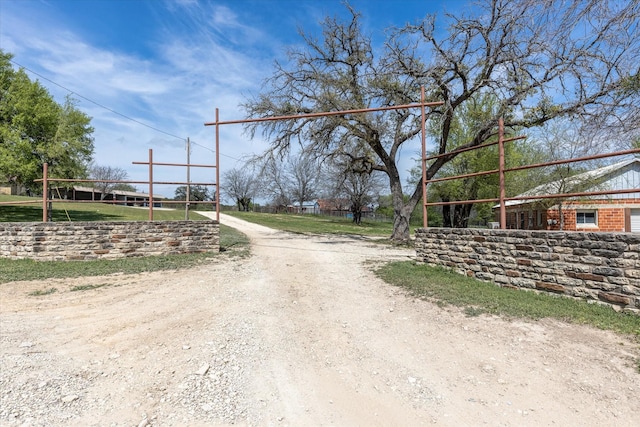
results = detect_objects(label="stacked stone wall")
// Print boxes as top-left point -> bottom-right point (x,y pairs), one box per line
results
415,228 -> 640,313
0,221 -> 219,261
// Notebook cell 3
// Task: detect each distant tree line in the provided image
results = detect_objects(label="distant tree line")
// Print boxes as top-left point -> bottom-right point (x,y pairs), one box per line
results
221,149 -> 385,225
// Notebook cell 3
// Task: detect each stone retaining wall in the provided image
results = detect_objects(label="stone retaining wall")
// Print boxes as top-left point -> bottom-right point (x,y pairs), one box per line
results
415,228 -> 640,313
0,221 -> 219,261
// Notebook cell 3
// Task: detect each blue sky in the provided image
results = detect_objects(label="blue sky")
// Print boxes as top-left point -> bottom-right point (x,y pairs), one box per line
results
0,0 -> 466,199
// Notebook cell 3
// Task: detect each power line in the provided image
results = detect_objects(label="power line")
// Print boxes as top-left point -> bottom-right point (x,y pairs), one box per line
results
191,140 -> 243,161
10,59 -> 245,163
10,59 -> 185,141
190,140 -> 214,153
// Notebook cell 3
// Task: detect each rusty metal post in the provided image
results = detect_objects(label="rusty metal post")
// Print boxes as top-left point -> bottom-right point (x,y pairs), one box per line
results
205,101 -> 444,127
216,108 -> 220,222
205,100 -> 445,226
42,163 -> 48,222
421,86 -> 428,228
498,118 -> 506,229
148,149 -> 154,221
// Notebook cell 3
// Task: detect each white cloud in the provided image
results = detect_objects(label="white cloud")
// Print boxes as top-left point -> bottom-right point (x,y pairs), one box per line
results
0,0 -> 285,193
211,5 -> 239,27
2,0 -> 425,198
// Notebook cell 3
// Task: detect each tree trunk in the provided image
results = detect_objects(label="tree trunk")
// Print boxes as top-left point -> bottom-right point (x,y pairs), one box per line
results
453,204 -> 464,228
353,210 -> 362,225
389,175 -> 413,241
351,201 -> 363,225
390,210 -> 411,241
453,203 -> 472,228
463,204 -> 472,227
442,197 -> 452,228
238,197 -> 251,211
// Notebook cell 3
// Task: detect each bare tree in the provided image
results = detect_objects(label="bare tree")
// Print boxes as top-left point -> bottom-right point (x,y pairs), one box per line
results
326,143 -> 385,224
258,154 -> 292,210
533,120 -> 608,229
256,152 -> 322,211
223,167 -> 258,211
89,165 -> 128,200
287,153 -> 322,212
244,0 -> 639,241
398,0 -> 639,230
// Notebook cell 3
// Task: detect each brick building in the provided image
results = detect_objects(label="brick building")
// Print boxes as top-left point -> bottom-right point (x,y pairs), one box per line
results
496,159 -> 640,232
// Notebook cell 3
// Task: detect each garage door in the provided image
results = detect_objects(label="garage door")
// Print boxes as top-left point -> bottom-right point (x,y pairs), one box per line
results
631,209 -> 640,232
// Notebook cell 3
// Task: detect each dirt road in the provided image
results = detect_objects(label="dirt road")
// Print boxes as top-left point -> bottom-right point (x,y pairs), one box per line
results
1,213 -> 639,426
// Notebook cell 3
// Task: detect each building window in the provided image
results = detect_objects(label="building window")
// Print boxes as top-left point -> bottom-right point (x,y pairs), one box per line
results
576,210 -> 597,226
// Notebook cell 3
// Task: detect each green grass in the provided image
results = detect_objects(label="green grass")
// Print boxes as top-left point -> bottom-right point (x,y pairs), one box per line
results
28,287 -> 57,296
376,262 -> 640,339
218,223 -> 251,256
0,224 -> 249,284
0,195 -> 208,222
70,283 -> 110,292
225,211 -> 398,238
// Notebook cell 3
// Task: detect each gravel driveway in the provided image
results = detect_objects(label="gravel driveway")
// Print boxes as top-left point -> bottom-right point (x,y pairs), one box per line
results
1,213 -> 639,426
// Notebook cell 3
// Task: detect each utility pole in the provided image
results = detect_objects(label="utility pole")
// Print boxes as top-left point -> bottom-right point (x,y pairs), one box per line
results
185,137 -> 191,220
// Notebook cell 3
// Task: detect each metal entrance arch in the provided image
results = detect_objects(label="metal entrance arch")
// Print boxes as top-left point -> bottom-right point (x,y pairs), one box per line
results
204,87 -> 443,224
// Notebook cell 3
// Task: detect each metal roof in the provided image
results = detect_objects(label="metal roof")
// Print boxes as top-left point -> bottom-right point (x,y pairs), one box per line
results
496,158 -> 640,208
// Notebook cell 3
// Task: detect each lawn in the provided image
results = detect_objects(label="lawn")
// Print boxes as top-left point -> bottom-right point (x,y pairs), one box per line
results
224,210 -> 398,238
0,195 -> 207,222
376,262 -> 640,340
